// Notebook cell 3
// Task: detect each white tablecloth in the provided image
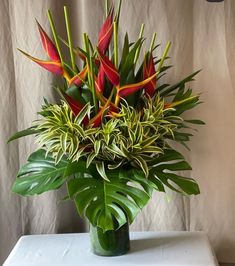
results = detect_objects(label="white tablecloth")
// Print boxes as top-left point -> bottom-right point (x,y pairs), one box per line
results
3,231 -> 218,266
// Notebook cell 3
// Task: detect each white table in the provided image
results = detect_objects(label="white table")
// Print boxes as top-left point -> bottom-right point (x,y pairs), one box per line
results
3,231 -> 218,266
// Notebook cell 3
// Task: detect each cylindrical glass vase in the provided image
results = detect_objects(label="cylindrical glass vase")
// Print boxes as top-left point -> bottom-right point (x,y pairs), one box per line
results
89,222 -> 130,256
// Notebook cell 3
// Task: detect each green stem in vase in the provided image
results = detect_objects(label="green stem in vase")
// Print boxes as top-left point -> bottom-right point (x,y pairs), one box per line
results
134,23 -> 145,66
114,21 -> 118,68
47,10 -> 64,68
64,6 -> 76,72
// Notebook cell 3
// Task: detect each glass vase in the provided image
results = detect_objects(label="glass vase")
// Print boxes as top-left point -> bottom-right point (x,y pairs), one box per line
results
89,222 -> 130,256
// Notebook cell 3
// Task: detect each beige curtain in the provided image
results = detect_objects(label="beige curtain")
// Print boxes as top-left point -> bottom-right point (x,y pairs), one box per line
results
1,0 -> 235,264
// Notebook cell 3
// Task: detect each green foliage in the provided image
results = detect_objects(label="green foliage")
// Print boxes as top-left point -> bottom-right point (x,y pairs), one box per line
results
67,168 -> 152,232
8,127 -> 40,143
12,149 -> 89,196
149,149 -> 200,195
12,147 -> 199,231
11,95 -> 201,230
32,96 -> 179,177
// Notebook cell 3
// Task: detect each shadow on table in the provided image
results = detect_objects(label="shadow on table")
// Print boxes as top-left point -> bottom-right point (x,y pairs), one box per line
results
130,234 -> 200,253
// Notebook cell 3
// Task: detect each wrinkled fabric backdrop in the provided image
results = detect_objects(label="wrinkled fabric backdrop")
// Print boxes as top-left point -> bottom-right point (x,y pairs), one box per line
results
1,0 -> 235,264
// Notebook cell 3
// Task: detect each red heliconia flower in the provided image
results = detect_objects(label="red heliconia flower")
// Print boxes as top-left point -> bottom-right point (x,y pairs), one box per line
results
95,90 -> 118,113
90,113 -> 102,128
89,94 -> 113,127
62,92 -> 84,115
95,67 -> 105,93
18,49 -> 64,76
69,66 -> 88,87
18,22 -> 64,76
36,20 -> 60,62
118,73 -> 158,98
62,92 -> 89,125
143,53 -> 156,97
94,77 -> 101,94
97,49 -> 120,86
98,8 -> 114,53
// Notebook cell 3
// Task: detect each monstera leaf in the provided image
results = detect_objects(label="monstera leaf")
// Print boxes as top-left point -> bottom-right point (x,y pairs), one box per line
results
149,149 -> 200,195
12,149 -> 88,196
67,169 -> 152,232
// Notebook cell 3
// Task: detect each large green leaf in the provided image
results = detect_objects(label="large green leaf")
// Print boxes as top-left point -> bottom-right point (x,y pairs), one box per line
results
12,149 -> 88,196
149,149 -> 200,195
67,169 -> 151,232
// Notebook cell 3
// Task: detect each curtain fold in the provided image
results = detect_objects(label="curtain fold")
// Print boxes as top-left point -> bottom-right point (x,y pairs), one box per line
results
1,0 -> 234,263
0,0 -> 21,262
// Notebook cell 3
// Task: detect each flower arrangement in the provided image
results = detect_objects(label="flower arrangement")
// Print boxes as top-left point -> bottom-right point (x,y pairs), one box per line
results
9,1 -> 203,240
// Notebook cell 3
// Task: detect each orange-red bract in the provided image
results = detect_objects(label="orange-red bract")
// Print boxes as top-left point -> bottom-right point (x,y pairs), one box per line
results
90,113 -> 102,128
94,77 -> 102,94
89,93 -> 113,127
143,54 -> 156,97
98,8 -> 114,53
36,20 -> 60,62
96,67 -> 105,93
69,66 -> 88,87
95,90 -> 118,113
62,92 -> 84,115
18,49 -> 64,75
18,21 -> 64,76
63,92 -> 89,125
97,49 -> 120,86
118,73 -> 158,98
